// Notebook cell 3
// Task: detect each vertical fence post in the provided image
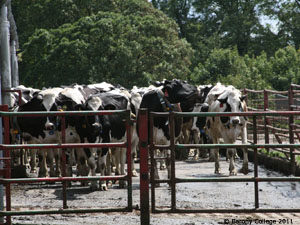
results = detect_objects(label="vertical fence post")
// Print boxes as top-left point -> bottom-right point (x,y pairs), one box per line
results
125,110 -> 132,211
149,114 -> 155,213
288,86 -> 295,175
3,105 -> 11,224
0,109 -> 3,225
253,115 -> 259,209
138,109 -> 149,225
60,115 -> 68,209
169,112 -> 176,212
264,90 -> 270,154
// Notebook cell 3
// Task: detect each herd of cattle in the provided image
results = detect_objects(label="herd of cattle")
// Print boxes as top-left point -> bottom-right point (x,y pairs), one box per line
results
7,79 -> 249,190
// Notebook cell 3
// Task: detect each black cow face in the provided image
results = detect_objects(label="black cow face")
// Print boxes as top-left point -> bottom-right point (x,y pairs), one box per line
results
17,94 -> 59,138
162,79 -> 198,103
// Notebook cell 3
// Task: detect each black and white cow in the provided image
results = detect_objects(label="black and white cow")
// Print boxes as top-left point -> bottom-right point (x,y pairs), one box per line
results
137,79 -> 200,181
9,85 -> 41,169
177,84 -> 213,160
17,87 -> 63,177
192,83 -> 248,175
76,89 -> 131,190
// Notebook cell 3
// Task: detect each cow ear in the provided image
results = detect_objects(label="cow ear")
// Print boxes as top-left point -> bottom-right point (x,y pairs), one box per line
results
240,95 -> 247,102
217,97 -> 227,104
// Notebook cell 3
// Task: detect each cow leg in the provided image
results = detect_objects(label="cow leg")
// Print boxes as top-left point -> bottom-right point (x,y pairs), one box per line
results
191,129 -> 199,160
119,147 -> 127,188
30,149 -> 37,173
213,137 -> 221,174
47,149 -> 56,177
54,149 -> 62,177
97,149 -> 108,191
87,149 -> 98,191
76,149 -> 89,186
38,150 -> 49,177
153,158 -> 160,187
104,149 -> 113,188
131,140 -> 138,177
214,148 -> 220,174
112,148 -> 120,176
227,148 -> 237,176
159,150 -> 166,170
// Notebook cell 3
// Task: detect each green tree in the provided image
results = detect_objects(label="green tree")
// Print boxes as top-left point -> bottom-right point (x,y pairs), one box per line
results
268,46 -> 300,90
192,0 -> 271,56
276,1 -> 300,50
19,0 -> 193,88
190,47 -> 271,90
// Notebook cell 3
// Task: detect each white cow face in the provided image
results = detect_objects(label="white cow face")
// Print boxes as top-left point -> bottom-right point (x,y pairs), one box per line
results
214,91 -> 247,128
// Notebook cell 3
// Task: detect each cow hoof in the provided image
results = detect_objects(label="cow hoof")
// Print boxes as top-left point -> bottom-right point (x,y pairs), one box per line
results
95,167 -> 101,173
100,185 -> 108,191
30,169 -> 37,174
239,167 -> 249,175
208,157 -> 215,162
193,155 -> 199,161
132,170 -> 138,177
214,170 -> 221,174
229,171 -> 237,176
38,171 -> 48,178
49,171 -> 56,177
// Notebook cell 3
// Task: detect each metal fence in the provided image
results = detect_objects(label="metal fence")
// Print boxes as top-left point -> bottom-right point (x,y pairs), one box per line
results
0,106 -> 133,225
137,109 -> 300,225
243,85 -> 300,172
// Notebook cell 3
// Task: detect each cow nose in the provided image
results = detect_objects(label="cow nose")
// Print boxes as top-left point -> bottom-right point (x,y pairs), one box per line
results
232,118 -> 240,125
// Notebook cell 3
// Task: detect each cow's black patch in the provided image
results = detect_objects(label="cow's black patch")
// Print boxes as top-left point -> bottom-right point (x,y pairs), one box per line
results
220,103 -> 231,124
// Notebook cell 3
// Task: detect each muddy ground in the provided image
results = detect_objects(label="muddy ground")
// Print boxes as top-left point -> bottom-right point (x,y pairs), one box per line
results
6,155 -> 300,225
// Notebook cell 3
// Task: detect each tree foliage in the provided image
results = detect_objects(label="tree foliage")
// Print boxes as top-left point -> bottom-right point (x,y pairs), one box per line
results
11,0 -> 300,90
15,0 -> 193,88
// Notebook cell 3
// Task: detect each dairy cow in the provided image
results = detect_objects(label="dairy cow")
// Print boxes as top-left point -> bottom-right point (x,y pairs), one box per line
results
77,90 -> 131,190
192,83 -> 248,175
178,84 -> 213,160
17,87 -> 63,177
9,85 -> 41,168
137,79 -> 200,181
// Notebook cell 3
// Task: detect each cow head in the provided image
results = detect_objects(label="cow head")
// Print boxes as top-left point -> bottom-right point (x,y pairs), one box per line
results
78,95 -> 104,143
216,90 -> 247,128
17,88 -> 63,140
161,79 -> 199,104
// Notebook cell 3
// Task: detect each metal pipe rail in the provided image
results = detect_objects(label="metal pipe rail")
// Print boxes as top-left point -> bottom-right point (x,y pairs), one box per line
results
148,110 -> 300,215
0,107 -> 133,225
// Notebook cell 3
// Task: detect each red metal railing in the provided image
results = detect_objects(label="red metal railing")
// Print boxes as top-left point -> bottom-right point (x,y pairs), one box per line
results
0,107 -> 133,225
243,86 -> 300,174
144,110 -> 300,217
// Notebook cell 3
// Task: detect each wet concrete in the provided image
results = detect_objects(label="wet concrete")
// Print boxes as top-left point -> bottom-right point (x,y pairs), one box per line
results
8,156 -> 300,225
